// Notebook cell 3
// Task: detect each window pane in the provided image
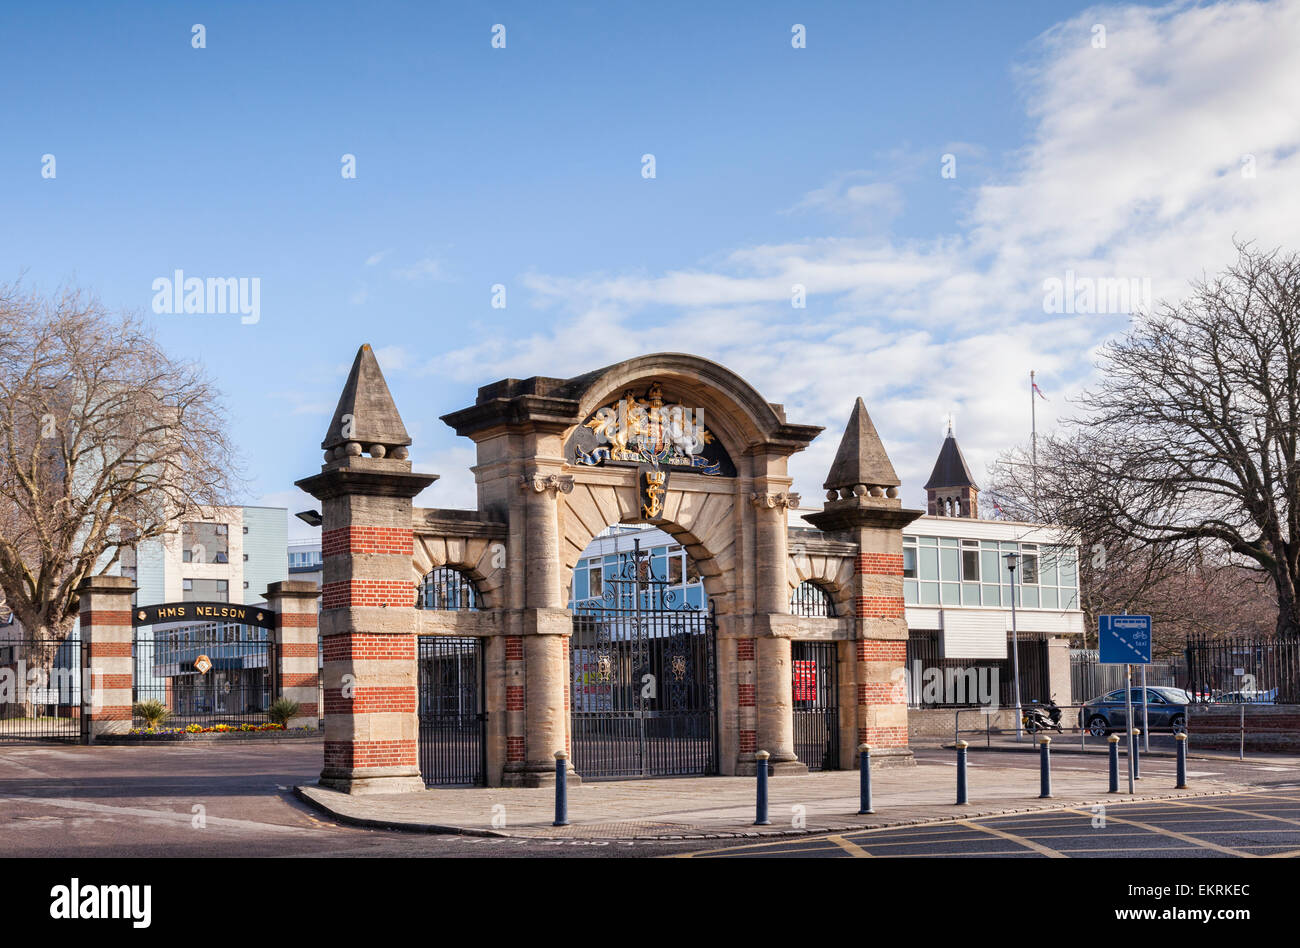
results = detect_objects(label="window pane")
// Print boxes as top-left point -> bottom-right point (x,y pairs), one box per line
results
1021,585 -> 1040,608
940,547 -> 959,582
1021,554 -> 1039,585
902,548 -> 917,579
669,556 -> 683,585
982,584 -> 1001,606
904,580 -> 919,605
1039,549 -> 1059,586
941,583 -> 960,605
919,547 -> 940,581
962,582 -> 980,605
961,549 -> 980,582
919,582 -> 939,605
1041,586 -> 1059,609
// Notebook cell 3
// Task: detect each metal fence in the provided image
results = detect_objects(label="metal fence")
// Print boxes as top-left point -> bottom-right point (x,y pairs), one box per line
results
1070,650 -> 1179,703
905,630 -> 1051,708
1185,633 -> 1300,703
132,625 -> 276,728
418,635 -> 485,787
0,635 -> 82,742
792,640 -> 839,771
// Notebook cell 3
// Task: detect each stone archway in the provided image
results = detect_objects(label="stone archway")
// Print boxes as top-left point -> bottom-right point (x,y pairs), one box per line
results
300,346 -> 921,794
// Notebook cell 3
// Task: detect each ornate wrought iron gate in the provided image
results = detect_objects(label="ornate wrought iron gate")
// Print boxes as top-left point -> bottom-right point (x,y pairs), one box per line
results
792,640 -> 840,771
0,634 -> 82,743
570,541 -> 717,779
418,636 -> 485,787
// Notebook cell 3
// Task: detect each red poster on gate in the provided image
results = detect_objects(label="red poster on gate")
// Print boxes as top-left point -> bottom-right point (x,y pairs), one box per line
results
793,660 -> 817,702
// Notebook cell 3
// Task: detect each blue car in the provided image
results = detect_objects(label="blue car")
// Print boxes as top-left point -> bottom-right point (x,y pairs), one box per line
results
1079,687 -> 1191,737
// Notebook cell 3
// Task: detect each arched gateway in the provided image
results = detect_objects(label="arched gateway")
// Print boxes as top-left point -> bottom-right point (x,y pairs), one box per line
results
299,347 -> 923,792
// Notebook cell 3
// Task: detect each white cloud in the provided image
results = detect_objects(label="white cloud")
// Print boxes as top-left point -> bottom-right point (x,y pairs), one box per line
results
415,0 -> 1300,511
392,257 -> 449,281
365,249 -> 392,266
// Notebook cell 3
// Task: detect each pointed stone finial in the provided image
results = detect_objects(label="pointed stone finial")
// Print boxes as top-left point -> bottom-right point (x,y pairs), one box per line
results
823,397 -> 900,497
321,344 -> 413,461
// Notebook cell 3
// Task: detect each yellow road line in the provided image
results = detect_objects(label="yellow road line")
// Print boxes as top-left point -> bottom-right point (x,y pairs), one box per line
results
825,834 -> 872,857
1158,797 -> 1300,830
1063,807 -> 1254,857
955,819 -> 1066,858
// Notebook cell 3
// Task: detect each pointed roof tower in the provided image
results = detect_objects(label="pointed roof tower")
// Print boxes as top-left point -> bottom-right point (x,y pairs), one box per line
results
923,423 -> 978,490
321,344 -> 412,460
822,397 -> 900,494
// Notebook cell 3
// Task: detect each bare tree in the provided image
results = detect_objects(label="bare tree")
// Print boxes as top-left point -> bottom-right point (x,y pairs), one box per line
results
0,284 -> 236,711
990,242 -> 1300,688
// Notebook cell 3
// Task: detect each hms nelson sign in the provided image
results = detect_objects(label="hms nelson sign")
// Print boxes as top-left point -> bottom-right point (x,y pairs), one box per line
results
132,601 -> 275,629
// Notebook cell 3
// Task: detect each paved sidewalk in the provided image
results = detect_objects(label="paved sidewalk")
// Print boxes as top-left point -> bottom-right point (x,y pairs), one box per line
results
297,756 -> 1246,840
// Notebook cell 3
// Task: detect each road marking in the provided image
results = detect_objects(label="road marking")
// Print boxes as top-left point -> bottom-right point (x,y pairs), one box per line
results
955,819 -> 1066,858
0,795 -> 321,836
1158,797 -> 1300,830
825,834 -> 872,857
1062,806 -> 1254,857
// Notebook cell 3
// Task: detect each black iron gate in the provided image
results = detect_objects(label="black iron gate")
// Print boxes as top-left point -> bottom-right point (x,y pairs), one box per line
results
792,640 -> 840,771
132,625 -> 275,727
570,540 -> 717,779
418,636 -> 485,787
0,634 -> 83,743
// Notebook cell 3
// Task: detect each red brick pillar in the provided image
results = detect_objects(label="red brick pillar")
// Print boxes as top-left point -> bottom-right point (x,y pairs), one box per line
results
266,581 -> 320,729
299,465 -> 436,795
737,637 -> 757,763
77,576 -> 136,741
854,551 -> 909,749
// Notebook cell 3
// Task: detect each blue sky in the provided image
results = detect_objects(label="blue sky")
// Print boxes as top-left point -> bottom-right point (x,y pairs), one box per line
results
4,1 -> 1298,538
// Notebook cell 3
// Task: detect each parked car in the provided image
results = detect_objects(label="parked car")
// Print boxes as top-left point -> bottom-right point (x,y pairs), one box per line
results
1078,687 -> 1191,737
1213,688 -> 1277,704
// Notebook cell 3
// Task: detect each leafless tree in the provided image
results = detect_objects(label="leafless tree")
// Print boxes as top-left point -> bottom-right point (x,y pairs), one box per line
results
989,242 -> 1300,689
0,284 -> 236,712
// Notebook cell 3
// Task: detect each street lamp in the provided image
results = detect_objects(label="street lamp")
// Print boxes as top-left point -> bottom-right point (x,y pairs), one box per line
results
1005,552 -> 1023,740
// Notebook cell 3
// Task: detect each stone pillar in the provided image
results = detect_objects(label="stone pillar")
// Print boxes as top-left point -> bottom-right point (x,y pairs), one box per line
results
513,471 -> 577,787
77,576 -> 136,741
299,461 -> 435,795
266,580 -> 320,730
750,489 -> 806,774
1046,636 -> 1073,705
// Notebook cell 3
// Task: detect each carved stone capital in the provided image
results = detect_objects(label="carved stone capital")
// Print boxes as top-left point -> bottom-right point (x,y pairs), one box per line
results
750,491 -> 798,510
520,472 -> 575,495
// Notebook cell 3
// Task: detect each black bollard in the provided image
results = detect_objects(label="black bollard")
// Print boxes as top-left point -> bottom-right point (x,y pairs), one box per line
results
1132,728 -> 1141,780
956,740 -> 969,805
754,750 -> 771,826
1175,732 -> 1188,789
857,743 -> 874,815
553,750 -> 569,827
1038,735 -> 1053,799
1108,734 -> 1119,793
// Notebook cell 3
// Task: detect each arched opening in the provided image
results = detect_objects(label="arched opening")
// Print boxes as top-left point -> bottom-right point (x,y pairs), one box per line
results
790,580 -> 836,618
416,566 -> 481,611
567,523 -> 718,779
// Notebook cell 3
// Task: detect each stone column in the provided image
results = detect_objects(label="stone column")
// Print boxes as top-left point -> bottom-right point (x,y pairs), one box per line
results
299,461 -> 436,795
513,471 -> 577,787
852,536 -> 912,757
750,489 -> 806,774
77,576 -> 136,741
266,580 -> 320,730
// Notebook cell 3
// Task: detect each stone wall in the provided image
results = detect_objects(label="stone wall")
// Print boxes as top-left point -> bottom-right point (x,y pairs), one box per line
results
1187,704 -> 1300,751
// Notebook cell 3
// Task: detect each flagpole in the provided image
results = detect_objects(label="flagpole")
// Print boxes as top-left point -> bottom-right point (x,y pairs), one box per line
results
1031,370 -> 1038,515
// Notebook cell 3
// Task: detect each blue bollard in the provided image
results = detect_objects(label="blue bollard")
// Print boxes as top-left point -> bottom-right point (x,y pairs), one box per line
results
956,740 -> 969,805
1108,734 -> 1119,793
754,750 -> 771,825
857,743 -> 874,815
1132,728 -> 1141,780
1175,732 -> 1188,789
1038,735 -> 1053,799
553,750 -> 569,827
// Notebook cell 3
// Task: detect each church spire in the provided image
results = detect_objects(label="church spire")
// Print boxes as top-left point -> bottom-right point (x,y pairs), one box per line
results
924,428 -> 979,517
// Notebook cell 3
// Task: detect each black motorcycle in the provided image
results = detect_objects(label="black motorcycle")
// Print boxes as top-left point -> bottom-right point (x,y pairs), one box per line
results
1023,696 -> 1063,734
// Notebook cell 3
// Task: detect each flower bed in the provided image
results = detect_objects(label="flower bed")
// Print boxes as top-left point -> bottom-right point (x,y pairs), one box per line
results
98,723 -> 318,744
131,722 -> 289,735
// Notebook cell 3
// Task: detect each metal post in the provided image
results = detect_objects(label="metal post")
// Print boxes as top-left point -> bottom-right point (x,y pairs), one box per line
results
955,740 -> 969,805
1132,728 -> 1141,780
754,750 -> 771,825
1038,735 -> 1052,799
1124,665 -> 1135,794
1175,732 -> 1188,789
1141,664 -> 1150,753
1010,566 -> 1022,741
857,743 -> 874,815
1239,699 -> 1246,761
1108,734 -> 1119,793
553,750 -> 569,826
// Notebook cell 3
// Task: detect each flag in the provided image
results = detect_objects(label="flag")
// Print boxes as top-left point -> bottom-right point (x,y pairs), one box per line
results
992,500 -> 1005,517
1032,381 -> 1048,400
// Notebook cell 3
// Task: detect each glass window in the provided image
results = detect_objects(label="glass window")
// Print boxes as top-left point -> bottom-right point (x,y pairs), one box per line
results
1041,586 -> 1059,609
417,567 -> 481,610
182,522 -> 230,564
961,582 -> 980,606
790,582 -> 835,617
982,584 -> 1001,606
961,546 -> 980,582
183,578 -> 229,602
589,566 -> 603,598
902,548 -> 917,579
1059,549 -> 1078,589
918,547 -> 940,582
573,567 -> 589,601
940,546 -> 959,582
1039,549 -> 1059,586
941,583 -> 960,605
904,580 -> 919,605
669,555 -> 683,585
1021,553 -> 1039,585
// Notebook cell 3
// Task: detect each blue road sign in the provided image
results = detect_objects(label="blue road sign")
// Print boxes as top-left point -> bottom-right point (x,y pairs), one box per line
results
1099,614 -> 1152,664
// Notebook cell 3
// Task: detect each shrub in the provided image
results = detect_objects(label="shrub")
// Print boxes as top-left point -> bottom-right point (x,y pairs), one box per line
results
269,697 -> 301,728
132,699 -> 171,729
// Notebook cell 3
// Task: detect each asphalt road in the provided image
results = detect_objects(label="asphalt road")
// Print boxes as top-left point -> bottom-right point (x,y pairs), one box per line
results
2,741 -> 1298,858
